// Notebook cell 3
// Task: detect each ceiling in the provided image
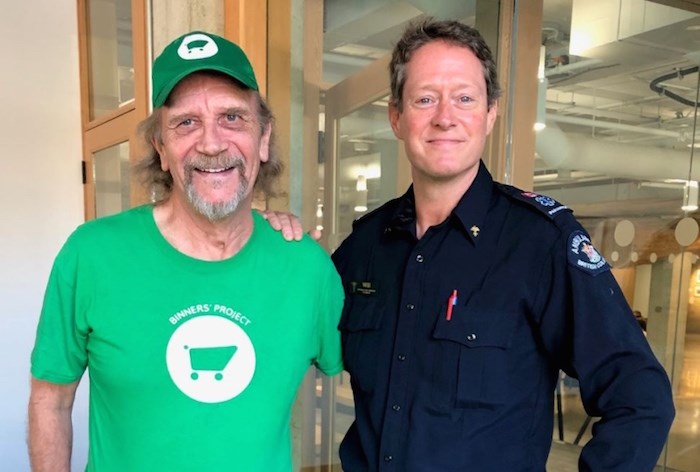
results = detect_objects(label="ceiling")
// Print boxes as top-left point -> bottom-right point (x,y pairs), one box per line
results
321,0 -> 700,228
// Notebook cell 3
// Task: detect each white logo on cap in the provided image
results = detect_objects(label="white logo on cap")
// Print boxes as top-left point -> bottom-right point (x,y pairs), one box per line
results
177,33 -> 219,60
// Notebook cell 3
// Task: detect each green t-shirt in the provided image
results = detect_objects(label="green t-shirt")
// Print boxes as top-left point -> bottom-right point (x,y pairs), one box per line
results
31,205 -> 344,471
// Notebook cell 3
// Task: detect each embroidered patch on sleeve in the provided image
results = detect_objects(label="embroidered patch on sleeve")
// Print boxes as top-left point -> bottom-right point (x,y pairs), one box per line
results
520,191 -> 569,217
568,230 -> 610,275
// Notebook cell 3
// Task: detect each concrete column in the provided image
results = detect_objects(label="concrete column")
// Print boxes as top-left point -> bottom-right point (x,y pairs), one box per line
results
151,0 -> 224,56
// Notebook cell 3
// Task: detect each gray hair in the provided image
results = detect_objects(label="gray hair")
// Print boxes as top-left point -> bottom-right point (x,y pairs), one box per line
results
133,80 -> 282,202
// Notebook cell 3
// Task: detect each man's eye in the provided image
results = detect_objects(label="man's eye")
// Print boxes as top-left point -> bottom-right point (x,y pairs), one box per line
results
459,95 -> 473,104
225,114 -> 239,122
179,118 -> 193,126
418,97 -> 432,104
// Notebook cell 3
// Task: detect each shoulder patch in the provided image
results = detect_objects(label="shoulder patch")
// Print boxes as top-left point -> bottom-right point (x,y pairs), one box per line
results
568,230 -> 610,275
496,184 -> 571,219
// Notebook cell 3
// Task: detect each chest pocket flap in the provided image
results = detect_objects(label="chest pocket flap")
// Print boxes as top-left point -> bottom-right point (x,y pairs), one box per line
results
338,295 -> 382,332
431,292 -> 520,409
433,295 -> 518,349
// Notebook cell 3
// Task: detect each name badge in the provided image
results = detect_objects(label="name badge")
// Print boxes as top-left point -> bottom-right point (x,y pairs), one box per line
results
350,281 -> 377,295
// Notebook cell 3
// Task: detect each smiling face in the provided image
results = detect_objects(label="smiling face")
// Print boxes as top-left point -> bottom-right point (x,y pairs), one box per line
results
389,40 -> 498,188
154,72 -> 270,221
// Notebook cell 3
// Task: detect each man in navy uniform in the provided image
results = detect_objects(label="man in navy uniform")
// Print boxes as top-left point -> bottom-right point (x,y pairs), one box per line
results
330,18 -> 674,471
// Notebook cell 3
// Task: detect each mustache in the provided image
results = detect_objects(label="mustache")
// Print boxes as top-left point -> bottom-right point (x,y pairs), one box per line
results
184,154 -> 246,173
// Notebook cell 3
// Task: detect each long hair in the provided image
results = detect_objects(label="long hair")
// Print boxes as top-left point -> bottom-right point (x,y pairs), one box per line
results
389,18 -> 502,111
133,79 -> 283,202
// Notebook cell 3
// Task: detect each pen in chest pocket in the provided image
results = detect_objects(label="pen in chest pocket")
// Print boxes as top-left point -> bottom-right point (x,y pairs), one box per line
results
446,289 -> 458,321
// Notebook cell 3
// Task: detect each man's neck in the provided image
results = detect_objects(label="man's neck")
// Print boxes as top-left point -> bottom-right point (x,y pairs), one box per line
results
153,197 -> 254,261
413,169 -> 478,239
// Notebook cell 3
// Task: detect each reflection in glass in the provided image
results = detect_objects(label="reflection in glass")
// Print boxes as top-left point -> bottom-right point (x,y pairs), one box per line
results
93,142 -> 130,218
334,97 -> 397,242
87,0 -> 133,120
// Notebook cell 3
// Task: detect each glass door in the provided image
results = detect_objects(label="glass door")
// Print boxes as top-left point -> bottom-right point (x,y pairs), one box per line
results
322,56 -> 410,252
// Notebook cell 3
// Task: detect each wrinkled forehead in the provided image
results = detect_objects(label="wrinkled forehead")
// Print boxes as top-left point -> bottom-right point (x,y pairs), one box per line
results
164,70 -> 255,109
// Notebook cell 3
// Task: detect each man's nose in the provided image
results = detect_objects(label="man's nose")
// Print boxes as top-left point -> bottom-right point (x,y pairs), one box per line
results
196,121 -> 229,156
432,100 -> 456,129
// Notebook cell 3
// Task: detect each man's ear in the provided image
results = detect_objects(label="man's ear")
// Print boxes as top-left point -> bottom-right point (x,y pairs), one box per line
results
259,123 -> 272,163
388,102 -> 402,140
486,102 -> 498,136
152,137 -> 169,171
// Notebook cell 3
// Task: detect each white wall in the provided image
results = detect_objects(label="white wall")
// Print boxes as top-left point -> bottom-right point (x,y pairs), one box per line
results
0,1 -> 88,470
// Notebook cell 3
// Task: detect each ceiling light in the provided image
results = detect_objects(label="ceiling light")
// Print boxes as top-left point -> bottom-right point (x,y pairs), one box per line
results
356,174 -> 367,192
354,186 -> 368,213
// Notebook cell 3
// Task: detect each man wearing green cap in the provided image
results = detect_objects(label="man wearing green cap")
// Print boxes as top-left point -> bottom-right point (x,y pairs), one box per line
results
28,31 -> 343,472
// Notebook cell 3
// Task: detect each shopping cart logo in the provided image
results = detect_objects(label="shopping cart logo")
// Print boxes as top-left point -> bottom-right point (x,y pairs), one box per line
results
186,344 -> 238,381
166,314 -> 256,403
177,33 -> 219,60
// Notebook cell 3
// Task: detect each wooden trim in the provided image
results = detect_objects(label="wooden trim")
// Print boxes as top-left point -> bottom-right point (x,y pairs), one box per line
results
265,0 -> 291,211
481,0 -> 542,189
76,0 -> 91,129
129,0 -> 151,207
83,109 -> 137,220
77,0 -> 150,219
509,0 -> 542,189
84,111 -> 137,152
477,0 -> 508,184
77,0 -> 91,220
224,0 -> 268,96
83,102 -> 136,131
302,0 -> 324,229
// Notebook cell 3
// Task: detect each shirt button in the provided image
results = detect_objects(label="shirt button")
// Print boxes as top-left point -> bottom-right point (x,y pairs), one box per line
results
392,404 -> 401,411
466,333 -> 477,341
416,254 -> 424,262
406,303 -> 415,310
384,455 -> 393,462
397,354 -> 406,361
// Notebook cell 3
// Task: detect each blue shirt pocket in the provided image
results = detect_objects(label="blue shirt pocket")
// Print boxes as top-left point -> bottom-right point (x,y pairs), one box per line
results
432,293 -> 518,410
338,295 -> 384,393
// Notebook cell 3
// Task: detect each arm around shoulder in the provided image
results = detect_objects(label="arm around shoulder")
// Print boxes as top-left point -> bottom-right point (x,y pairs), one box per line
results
28,377 -> 80,472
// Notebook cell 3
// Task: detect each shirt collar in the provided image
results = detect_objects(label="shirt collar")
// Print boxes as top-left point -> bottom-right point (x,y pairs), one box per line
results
386,161 -> 495,245
452,161 -> 494,245
385,186 -> 416,236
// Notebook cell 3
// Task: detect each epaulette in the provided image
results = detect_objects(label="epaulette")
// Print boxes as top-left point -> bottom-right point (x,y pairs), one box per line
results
495,183 -> 572,220
350,197 -> 399,230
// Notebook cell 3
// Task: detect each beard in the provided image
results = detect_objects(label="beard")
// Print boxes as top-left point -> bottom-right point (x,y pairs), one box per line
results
183,153 -> 249,221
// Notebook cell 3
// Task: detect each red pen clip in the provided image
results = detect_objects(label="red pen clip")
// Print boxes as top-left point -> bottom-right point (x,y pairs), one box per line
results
446,289 -> 458,321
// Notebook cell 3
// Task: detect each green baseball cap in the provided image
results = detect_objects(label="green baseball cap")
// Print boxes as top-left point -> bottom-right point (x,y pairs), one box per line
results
151,31 -> 259,108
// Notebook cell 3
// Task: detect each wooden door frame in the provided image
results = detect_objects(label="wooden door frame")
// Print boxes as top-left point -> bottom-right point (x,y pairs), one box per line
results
77,0 -> 150,220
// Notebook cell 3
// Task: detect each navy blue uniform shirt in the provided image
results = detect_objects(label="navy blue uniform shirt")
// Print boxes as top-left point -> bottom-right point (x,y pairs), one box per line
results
332,162 -> 674,472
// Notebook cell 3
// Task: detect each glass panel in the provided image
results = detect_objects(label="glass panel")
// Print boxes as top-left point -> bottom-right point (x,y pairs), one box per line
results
334,96 -> 398,242
537,0 -> 700,470
93,142 -> 130,217
87,0 -> 133,120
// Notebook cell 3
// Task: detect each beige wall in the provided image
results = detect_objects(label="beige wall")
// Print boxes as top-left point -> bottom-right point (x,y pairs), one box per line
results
0,1 -> 85,469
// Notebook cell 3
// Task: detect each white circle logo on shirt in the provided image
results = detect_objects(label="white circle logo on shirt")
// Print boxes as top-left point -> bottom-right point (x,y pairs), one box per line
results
166,315 -> 256,403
